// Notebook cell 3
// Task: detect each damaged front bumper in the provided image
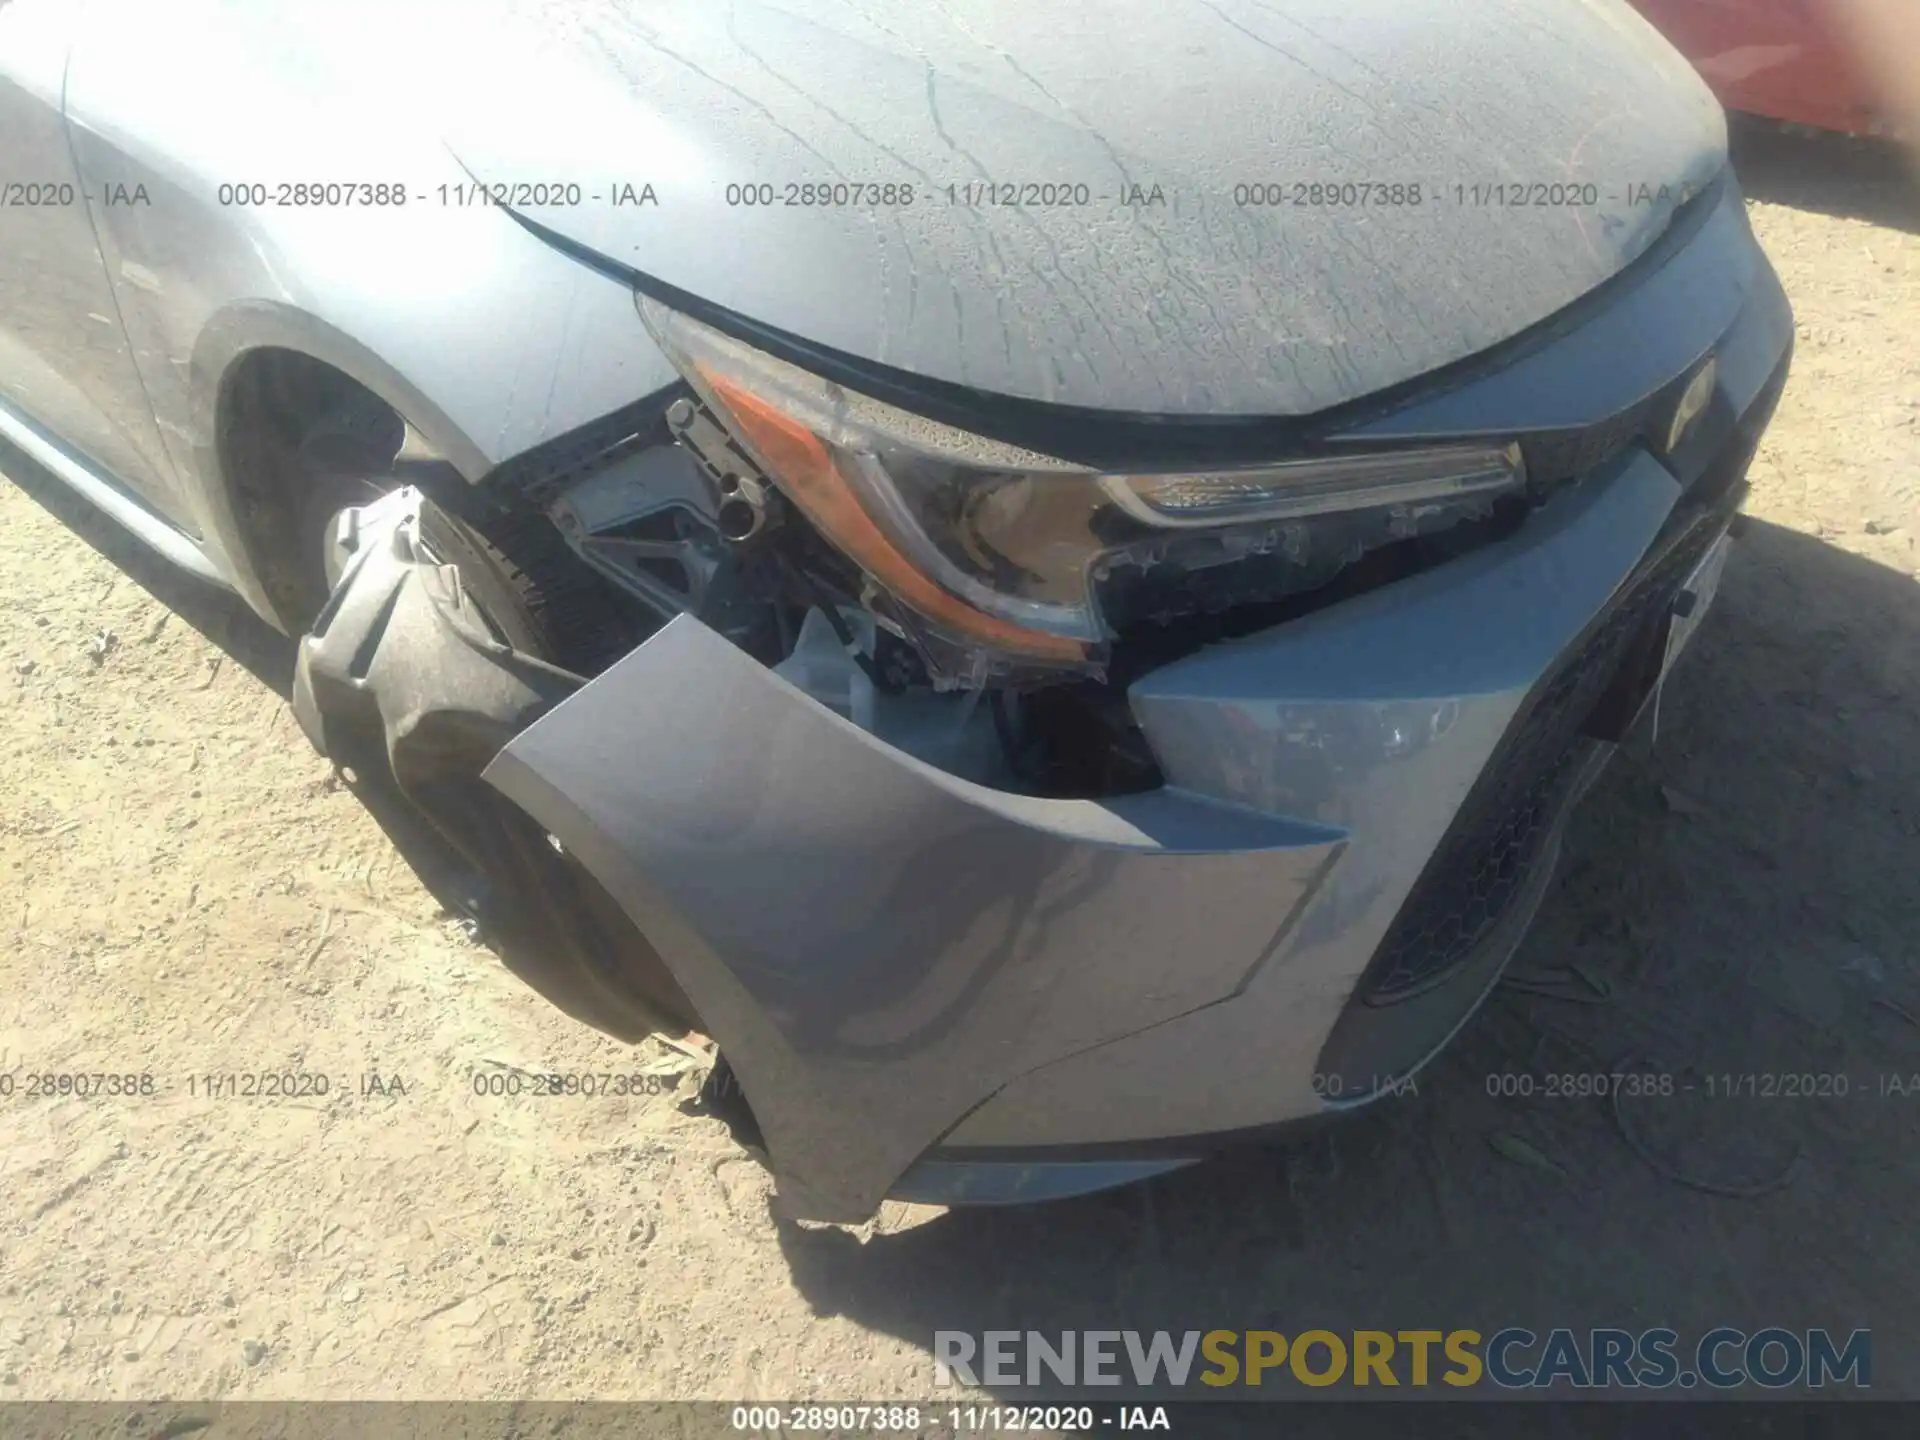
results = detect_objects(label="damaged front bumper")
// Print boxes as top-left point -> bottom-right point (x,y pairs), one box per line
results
292,178 -> 1792,1223
483,433 -> 1738,1222
479,184 -> 1789,1219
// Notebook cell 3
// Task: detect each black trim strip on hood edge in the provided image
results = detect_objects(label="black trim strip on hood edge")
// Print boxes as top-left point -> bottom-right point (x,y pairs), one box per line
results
493,171 -> 1725,473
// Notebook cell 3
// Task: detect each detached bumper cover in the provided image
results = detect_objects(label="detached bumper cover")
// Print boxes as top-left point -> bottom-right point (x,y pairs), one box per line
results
483,621 -> 1346,1222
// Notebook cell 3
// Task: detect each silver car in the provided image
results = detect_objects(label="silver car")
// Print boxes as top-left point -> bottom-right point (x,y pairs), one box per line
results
0,0 -> 1792,1220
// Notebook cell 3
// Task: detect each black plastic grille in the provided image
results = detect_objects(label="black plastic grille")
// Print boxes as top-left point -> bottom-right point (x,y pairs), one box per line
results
484,388 -> 680,510
1359,508 -> 1728,1004
1520,398 -> 1660,490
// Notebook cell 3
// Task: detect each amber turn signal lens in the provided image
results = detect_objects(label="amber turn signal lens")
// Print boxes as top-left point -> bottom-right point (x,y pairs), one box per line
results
700,371 -> 1087,663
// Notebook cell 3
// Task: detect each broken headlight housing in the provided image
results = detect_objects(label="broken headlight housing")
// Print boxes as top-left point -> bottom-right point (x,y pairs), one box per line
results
640,296 -> 1525,685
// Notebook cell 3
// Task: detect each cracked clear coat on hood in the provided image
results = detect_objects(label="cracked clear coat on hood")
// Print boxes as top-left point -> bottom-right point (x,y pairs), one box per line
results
430,0 -> 1726,416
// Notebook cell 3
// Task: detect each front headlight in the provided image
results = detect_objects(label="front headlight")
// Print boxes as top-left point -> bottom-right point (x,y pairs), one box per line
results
640,297 -> 1524,679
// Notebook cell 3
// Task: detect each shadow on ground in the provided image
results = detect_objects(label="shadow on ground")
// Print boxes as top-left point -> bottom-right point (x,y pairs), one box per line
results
1731,114 -> 1920,234
0,440 -> 530,945
769,517 -> 1920,1397
0,439 -> 293,696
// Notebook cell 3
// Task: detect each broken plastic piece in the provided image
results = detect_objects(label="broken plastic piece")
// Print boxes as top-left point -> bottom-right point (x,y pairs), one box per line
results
770,607 -> 876,730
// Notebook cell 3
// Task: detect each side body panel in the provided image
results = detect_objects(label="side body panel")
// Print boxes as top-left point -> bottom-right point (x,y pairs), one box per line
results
1629,0 -> 1919,138
55,0 -> 679,623
0,0 -> 184,518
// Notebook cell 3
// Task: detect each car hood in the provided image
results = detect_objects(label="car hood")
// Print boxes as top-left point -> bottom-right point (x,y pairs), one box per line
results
427,0 -> 1724,417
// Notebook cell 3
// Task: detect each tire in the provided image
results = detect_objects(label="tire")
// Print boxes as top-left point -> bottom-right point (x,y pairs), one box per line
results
295,464 -> 639,677
416,497 -> 641,677
413,501 -> 563,658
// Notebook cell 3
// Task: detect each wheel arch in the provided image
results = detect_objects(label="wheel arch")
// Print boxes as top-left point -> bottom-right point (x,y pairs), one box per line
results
187,303 -> 494,632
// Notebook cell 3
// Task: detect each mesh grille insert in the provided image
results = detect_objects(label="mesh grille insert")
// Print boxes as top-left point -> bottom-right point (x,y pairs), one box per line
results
1359,510 -> 1726,1004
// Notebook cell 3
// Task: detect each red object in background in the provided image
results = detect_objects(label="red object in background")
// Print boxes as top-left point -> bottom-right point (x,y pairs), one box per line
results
1630,0 -> 1910,139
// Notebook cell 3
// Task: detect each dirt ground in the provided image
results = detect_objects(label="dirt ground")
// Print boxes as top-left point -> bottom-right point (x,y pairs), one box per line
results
2,126 -> 1918,1402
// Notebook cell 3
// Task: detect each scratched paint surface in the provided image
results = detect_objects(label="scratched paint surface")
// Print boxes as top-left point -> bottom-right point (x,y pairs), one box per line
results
458,0 -> 1726,413
150,0 -> 1727,416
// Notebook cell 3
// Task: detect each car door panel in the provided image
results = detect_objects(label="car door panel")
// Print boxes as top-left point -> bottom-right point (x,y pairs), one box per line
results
0,0 -> 189,527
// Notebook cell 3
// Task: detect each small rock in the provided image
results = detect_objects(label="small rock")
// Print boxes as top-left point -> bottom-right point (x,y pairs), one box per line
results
1488,1131 -> 1570,1179
242,1339 -> 268,1366
122,1349 -> 139,1362
1873,995 -> 1920,1027
1659,784 -> 1707,818
341,1285 -> 361,1304
1842,954 -> 1886,985
568,1247 -> 586,1262
490,1233 -> 506,1247
12,659 -> 33,676
1864,519 -> 1893,536
1,1372 -> 15,1386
